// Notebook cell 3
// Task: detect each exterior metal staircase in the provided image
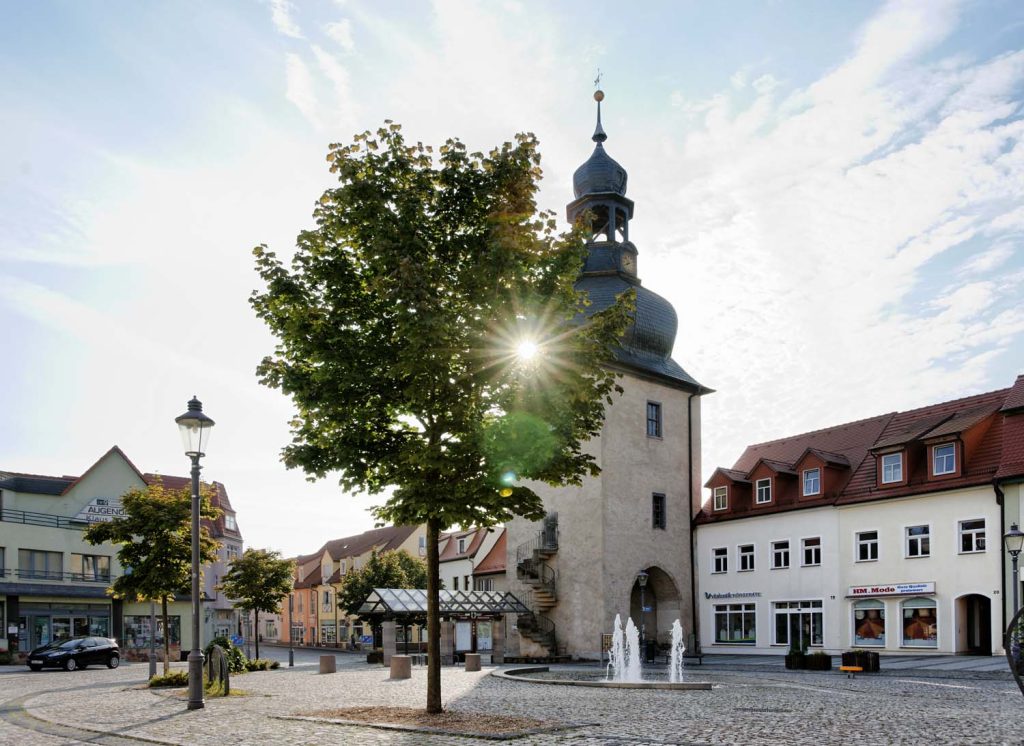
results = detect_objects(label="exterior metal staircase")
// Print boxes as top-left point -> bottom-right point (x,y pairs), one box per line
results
515,513 -> 560,656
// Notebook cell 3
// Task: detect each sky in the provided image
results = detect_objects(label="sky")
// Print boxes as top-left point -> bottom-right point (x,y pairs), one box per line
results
1,0 -> 1023,558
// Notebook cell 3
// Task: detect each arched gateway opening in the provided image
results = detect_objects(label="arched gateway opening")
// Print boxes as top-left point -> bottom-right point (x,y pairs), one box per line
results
629,566 -> 683,645
955,594 -> 992,655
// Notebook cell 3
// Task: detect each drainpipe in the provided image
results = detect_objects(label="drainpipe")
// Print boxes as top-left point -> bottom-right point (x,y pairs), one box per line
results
995,479 -> 1006,636
687,392 -> 699,646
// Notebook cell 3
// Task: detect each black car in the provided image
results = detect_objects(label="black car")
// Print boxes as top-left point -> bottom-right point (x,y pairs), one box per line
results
27,636 -> 120,671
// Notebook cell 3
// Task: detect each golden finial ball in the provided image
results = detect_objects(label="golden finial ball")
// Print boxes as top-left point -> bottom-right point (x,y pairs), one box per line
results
594,89 -> 604,102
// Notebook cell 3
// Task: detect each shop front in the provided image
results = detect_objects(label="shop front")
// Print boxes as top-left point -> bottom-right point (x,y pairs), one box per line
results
16,601 -> 114,652
846,582 -> 940,651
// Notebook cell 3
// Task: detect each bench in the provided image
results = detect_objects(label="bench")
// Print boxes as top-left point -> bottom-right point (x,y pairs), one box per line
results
839,665 -> 862,679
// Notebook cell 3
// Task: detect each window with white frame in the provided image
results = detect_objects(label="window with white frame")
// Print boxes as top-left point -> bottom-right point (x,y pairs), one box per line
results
771,540 -> 790,569
802,468 -> 821,496
755,478 -> 772,504
714,603 -> 756,644
906,525 -> 930,558
738,544 -> 755,571
882,453 -> 903,483
224,514 -> 237,531
856,531 -> 879,562
713,486 -> 728,511
933,443 -> 956,475
802,537 -> 821,566
959,519 -> 986,553
712,547 -> 728,574
901,597 -> 937,647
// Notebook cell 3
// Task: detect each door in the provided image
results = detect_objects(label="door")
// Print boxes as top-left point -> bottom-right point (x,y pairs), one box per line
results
455,621 -> 472,651
965,595 -> 992,655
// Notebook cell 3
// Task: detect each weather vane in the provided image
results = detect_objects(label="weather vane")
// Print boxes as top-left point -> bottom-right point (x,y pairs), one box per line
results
594,69 -> 602,89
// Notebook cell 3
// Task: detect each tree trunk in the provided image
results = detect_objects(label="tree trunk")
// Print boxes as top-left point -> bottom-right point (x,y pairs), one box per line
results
161,596 -> 170,676
254,609 -> 260,660
426,517 -> 442,713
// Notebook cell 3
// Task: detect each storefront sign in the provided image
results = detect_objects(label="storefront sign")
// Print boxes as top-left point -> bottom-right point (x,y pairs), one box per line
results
704,591 -> 762,600
847,582 -> 935,597
73,497 -> 126,524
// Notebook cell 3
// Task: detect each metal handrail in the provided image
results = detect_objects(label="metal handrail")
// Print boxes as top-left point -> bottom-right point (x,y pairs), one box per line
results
13,569 -> 113,583
1,508 -> 85,531
516,558 -> 557,597
514,513 -> 559,563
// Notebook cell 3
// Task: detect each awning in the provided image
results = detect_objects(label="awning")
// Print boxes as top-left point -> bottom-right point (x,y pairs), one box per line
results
357,588 -> 530,619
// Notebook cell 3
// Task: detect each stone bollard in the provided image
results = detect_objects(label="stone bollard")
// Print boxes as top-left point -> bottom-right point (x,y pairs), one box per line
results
319,655 -> 337,674
390,654 -> 412,679
464,653 -> 481,672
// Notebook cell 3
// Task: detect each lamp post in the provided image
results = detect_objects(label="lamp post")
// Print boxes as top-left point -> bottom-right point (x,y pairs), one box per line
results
148,600 -> 157,679
637,571 -> 649,648
175,396 -> 215,711
288,594 -> 294,667
1005,523 -> 1024,616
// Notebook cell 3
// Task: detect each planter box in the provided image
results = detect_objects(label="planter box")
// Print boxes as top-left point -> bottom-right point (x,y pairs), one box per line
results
784,652 -> 805,670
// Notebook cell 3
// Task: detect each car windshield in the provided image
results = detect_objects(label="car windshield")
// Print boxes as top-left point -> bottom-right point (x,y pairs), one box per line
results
57,639 -> 82,650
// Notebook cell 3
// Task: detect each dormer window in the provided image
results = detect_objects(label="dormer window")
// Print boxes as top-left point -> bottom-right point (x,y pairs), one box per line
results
713,486 -> 728,511
802,468 -> 820,496
224,514 -> 237,531
881,453 -> 903,484
457,537 -> 467,554
755,478 -> 772,504
932,443 -> 956,476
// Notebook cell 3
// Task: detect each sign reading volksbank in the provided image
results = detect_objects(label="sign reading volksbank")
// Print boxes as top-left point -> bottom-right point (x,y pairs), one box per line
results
704,591 -> 762,600
73,497 -> 126,524
848,582 -> 935,597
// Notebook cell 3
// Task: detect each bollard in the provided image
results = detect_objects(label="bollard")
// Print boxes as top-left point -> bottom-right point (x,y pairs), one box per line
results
319,655 -> 337,674
390,654 -> 412,679
464,653 -> 481,672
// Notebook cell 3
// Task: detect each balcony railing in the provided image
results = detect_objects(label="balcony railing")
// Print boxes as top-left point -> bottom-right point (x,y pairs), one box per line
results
12,569 -> 113,583
1,507 -> 84,531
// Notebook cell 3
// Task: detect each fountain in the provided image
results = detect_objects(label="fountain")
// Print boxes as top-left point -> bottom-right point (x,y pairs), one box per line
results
669,619 -> 686,683
605,614 -> 643,682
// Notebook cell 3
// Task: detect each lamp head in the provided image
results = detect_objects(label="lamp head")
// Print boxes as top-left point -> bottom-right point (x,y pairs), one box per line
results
175,395 -> 215,457
637,570 -> 649,589
1005,522 -> 1024,557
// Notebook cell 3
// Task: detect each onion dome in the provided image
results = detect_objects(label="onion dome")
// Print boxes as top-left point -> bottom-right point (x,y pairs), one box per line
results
572,91 -> 628,199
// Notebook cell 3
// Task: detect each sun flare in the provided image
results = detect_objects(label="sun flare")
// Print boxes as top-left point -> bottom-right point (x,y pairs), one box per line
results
516,340 -> 539,361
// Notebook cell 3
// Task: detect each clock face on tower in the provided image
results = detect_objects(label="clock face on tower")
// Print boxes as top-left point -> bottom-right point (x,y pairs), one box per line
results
621,251 -> 636,276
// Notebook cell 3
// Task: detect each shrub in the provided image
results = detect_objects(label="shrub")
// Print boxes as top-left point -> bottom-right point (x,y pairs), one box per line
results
149,671 -> 189,687
0,651 -> 13,665
243,658 -> 278,672
205,636 -> 246,673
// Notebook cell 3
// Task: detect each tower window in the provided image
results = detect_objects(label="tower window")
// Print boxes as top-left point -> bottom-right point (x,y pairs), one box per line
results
646,402 -> 662,438
652,493 -> 666,529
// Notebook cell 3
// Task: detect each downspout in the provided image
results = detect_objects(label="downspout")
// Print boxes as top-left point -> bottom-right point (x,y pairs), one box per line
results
995,479 -> 1006,636
688,392 -> 699,646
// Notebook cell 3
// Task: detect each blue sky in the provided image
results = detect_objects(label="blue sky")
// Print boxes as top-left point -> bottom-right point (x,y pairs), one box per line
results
2,0 -> 1023,557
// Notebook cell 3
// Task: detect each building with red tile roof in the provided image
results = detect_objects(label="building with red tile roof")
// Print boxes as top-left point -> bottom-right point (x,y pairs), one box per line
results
696,375 -> 1024,658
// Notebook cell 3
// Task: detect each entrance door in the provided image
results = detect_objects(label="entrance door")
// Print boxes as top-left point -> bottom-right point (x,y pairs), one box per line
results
964,595 -> 992,655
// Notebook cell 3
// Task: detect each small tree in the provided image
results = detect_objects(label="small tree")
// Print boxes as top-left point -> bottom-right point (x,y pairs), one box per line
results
252,124 -> 629,711
85,480 -> 219,674
336,549 -> 429,617
217,548 -> 295,660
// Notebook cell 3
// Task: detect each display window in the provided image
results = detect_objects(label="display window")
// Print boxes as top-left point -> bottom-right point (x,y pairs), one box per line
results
852,600 -> 885,646
773,600 -> 823,647
901,597 -> 937,648
714,603 -> 756,644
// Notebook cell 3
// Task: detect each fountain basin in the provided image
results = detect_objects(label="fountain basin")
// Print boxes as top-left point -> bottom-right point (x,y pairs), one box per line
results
494,666 -> 713,690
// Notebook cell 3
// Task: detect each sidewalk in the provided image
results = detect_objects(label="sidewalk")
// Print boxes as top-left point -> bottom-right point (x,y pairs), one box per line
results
691,652 -> 1013,679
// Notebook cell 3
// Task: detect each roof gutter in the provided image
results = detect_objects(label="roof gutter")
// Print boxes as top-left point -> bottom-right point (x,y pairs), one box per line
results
995,478 -> 1006,636
688,392 -> 699,648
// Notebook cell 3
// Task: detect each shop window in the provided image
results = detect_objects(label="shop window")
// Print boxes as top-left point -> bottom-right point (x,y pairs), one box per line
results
713,486 -> 728,511
755,478 -> 772,504
714,603 -> 756,644
652,493 -> 666,529
882,453 -> 903,484
855,531 -> 879,562
712,547 -> 728,574
906,525 -> 930,558
123,615 -> 181,649
738,544 -> 755,572
959,519 -> 986,553
852,600 -> 886,646
646,401 -> 662,438
901,597 -> 937,648
771,540 -> 790,569
70,553 -> 110,582
801,537 -> 821,566
773,600 -> 823,647
802,468 -> 820,496
933,443 -> 956,476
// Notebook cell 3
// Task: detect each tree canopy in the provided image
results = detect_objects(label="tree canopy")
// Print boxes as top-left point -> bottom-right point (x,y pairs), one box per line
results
251,123 -> 630,711
84,479 -> 219,673
336,549 -> 429,618
217,548 -> 295,659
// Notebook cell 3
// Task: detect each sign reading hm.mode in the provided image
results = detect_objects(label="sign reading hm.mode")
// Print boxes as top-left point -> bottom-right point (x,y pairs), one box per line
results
848,582 -> 935,597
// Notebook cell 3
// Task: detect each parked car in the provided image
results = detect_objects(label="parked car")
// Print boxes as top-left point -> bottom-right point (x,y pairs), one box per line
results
27,636 -> 120,671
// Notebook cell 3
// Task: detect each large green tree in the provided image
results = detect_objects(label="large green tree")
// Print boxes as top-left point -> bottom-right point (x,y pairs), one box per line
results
336,549 -> 429,618
84,480 -> 219,674
251,124 -> 629,712
217,548 -> 295,660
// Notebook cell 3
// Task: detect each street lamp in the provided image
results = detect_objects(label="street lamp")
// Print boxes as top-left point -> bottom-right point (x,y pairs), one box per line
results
637,571 -> 649,648
175,395 -> 215,711
1005,523 -> 1024,615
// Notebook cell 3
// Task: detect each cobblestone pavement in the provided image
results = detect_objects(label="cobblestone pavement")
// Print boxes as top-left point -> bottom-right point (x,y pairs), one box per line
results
1,659 -> 1023,745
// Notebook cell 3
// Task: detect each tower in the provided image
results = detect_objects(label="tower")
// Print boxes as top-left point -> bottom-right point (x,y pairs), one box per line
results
505,90 -> 709,659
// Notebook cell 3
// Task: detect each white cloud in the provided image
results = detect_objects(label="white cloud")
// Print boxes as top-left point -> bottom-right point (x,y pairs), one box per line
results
269,0 -> 303,38
959,244 -> 1015,275
285,53 -> 321,128
325,19 -> 355,54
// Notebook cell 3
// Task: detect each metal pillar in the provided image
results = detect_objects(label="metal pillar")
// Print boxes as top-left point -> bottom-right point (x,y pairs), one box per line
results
187,454 -> 205,710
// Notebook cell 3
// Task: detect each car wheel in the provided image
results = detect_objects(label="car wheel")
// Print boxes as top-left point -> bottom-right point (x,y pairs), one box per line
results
64,657 -> 77,671
29,665 -> 43,672
107,655 -> 120,669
